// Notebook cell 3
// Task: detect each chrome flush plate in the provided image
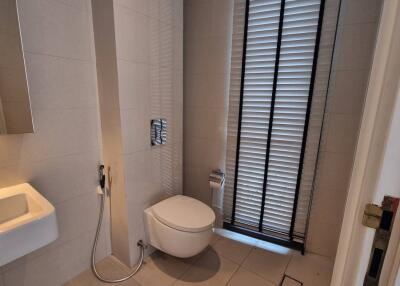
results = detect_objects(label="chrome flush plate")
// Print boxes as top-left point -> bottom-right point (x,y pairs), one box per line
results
151,119 -> 167,146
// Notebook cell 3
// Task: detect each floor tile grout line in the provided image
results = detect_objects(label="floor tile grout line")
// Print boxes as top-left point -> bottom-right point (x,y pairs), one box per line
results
222,244 -> 256,285
214,235 -> 294,285
239,264 -> 279,286
283,252 -> 295,276
239,245 -> 255,266
280,253 -> 296,286
239,246 -> 294,286
223,262 -> 241,286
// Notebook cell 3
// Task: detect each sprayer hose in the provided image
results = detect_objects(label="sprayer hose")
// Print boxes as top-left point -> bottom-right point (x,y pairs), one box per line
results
91,193 -> 144,283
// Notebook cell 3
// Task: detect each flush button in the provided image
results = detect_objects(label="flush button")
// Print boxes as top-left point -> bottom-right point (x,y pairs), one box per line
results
151,119 -> 167,146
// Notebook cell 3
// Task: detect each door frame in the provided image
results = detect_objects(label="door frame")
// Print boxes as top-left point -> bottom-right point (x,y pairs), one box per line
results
331,0 -> 400,284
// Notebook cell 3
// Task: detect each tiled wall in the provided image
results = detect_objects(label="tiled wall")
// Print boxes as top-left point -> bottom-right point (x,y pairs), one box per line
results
183,0 -> 234,214
0,0 -> 183,284
113,0 -> 183,263
91,0 -> 132,266
306,0 -> 382,258
0,0 -> 110,285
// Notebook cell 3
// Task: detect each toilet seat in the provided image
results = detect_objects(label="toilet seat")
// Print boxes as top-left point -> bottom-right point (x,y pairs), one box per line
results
152,195 -> 215,233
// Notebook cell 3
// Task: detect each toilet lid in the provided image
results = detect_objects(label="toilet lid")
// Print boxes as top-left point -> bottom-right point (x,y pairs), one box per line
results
152,195 -> 215,233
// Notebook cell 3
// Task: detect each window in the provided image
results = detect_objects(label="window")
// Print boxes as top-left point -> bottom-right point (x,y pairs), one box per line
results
224,0 -> 326,251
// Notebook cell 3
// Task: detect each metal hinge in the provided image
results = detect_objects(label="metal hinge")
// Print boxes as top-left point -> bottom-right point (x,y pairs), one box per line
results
362,203 -> 383,229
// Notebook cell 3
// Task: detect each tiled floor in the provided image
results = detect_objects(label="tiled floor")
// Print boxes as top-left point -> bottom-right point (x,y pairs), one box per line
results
64,229 -> 334,286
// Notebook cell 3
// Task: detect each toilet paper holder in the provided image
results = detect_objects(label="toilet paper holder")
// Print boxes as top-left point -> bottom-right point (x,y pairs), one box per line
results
210,170 -> 225,221
209,170 -> 225,186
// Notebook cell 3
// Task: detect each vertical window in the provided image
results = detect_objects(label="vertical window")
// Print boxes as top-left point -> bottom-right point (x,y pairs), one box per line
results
227,0 -> 325,250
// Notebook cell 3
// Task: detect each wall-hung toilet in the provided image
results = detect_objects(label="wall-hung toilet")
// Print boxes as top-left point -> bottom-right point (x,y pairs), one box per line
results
144,195 -> 215,258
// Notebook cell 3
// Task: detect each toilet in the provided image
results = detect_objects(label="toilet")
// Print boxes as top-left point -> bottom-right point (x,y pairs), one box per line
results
144,195 -> 215,258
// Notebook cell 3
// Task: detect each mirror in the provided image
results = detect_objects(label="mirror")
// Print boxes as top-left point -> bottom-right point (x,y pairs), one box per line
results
0,0 -> 33,134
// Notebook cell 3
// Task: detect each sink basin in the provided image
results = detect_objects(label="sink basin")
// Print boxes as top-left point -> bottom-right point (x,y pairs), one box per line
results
0,183 -> 58,266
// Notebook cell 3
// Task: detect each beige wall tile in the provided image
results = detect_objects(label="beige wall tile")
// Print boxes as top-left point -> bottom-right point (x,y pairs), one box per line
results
114,5 -> 150,63
341,0 -> 382,25
307,220 -> 343,258
333,23 -> 378,71
115,0 -> 159,19
0,136 -> 23,169
3,247 -> 63,286
149,19 -> 161,66
59,228 -> 110,282
315,151 -> 353,191
52,0 -> 90,12
184,106 -> 227,140
159,0 -> 174,26
55,192 -> 100,245
173,0 -> 183,30
92,0 -> 132,266
0,166 -> 20,190
184,137 -> 226,204
327,70 -> 369,115
18,151 -> 100,204
25,54 -> 98,110
124,150 -> 163,205
19,109 -> 100,162
117,60 -> 150,110
18,0 -> 93,60
212,0 -> 234,37
184,73 -> 228,109
183,0 -> 213,43
183,0 -> 233,218
114,0 -> 183,266
309,186 -> 347,227
120,108 -> 151,154
307,0 -> 381,258
0,0 -> 111,284
325,114 -> 360,154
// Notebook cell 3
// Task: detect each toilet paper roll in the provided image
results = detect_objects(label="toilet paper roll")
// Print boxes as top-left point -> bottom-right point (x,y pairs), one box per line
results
210,180 -> 224,210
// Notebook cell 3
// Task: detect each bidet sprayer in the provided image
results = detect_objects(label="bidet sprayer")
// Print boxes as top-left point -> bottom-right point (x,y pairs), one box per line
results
99,165 -> 106,190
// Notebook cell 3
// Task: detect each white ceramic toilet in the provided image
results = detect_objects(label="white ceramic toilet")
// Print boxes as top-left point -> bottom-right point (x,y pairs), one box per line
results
144,195 -> 215,258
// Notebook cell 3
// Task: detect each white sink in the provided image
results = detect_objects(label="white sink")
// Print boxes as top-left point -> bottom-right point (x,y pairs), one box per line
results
0,183 -> 58,266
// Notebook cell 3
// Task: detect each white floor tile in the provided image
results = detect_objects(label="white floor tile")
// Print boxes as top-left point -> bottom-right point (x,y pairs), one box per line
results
242,248 -> 291,285
285,253 -> 334,286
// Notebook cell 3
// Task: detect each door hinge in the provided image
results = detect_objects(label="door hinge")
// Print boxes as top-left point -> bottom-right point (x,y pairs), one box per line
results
362,203 -> 383,229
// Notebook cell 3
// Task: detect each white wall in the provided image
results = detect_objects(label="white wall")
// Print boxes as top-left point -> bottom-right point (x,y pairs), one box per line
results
0,0 -> 110,285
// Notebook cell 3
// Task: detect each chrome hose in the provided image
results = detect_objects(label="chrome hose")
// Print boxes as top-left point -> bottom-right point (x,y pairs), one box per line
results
91,192 -> 144,283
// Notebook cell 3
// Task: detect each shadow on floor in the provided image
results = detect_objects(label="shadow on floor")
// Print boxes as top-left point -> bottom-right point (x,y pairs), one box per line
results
151,246 -> 221,282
